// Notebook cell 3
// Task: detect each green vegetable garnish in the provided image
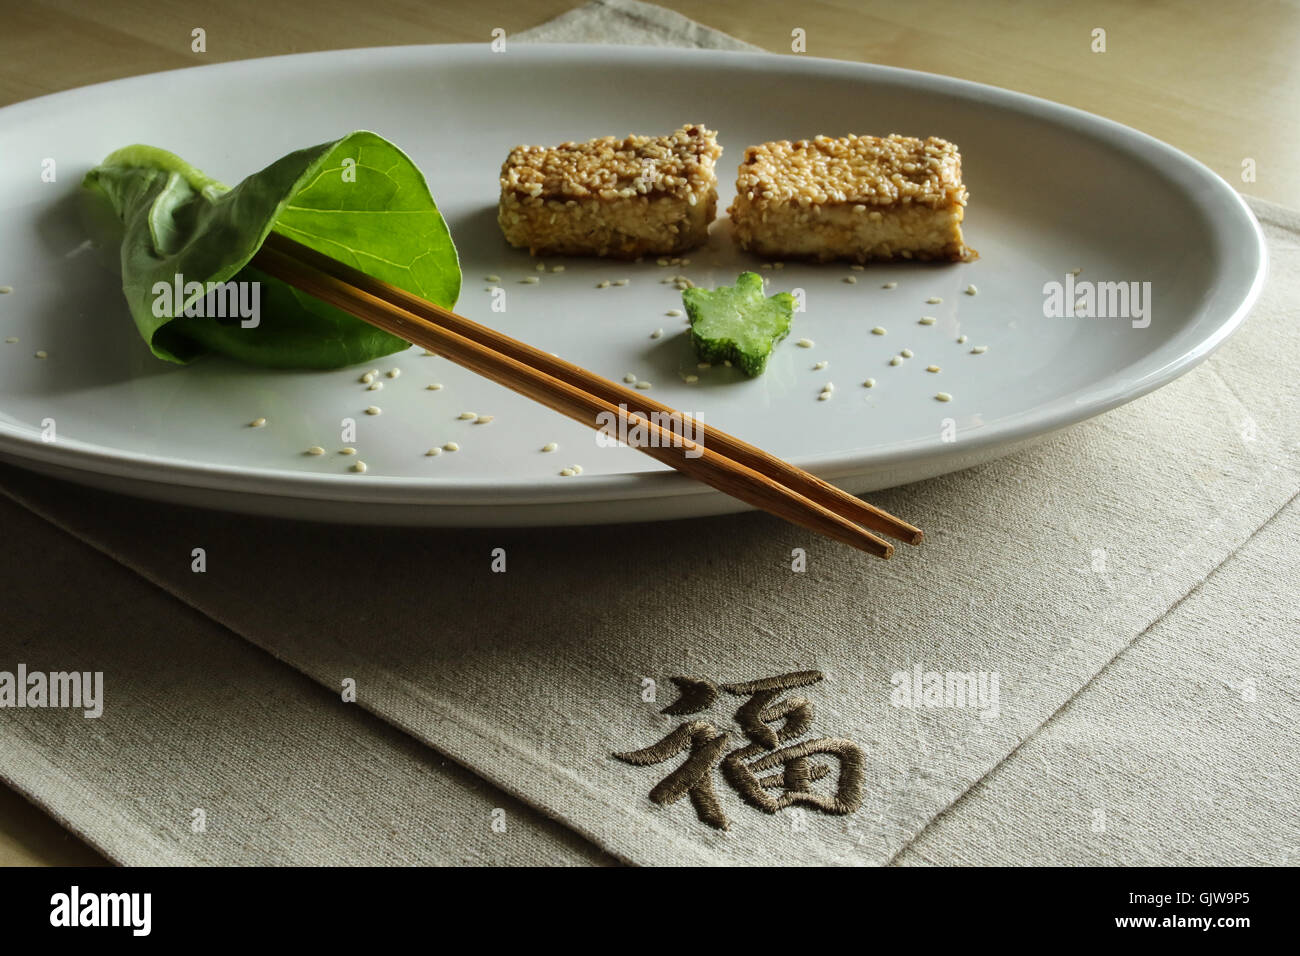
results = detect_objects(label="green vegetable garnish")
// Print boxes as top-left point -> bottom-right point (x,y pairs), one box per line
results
82,132 -> 460,369
682,271 -> 795,377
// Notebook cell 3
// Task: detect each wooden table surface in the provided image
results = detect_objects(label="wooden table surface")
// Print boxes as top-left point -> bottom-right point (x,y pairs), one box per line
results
1,0 -> 1294,867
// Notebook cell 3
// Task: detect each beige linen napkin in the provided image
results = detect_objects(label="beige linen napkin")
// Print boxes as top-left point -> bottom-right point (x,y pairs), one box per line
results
2,0 -> 1296,865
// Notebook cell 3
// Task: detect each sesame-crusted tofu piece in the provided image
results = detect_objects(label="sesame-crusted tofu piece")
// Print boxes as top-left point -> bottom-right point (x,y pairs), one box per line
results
728,133 -> 973,263
498,124 -> 722,259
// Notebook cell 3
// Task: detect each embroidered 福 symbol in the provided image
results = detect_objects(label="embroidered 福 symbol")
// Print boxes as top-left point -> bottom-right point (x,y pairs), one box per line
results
614,671 -> 864,830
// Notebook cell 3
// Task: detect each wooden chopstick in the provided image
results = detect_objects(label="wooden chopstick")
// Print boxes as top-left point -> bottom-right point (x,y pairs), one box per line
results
259,232 -> 922,548
250,238 -> 916,557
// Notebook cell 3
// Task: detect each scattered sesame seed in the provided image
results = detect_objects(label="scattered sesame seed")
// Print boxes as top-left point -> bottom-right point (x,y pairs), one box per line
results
850,264 -> 865,272
458,412 -> 476,420
926,365 -> 941,372
535,262 -> 546,272
862,378 -> 876,388
623,373 -> 637,383
760,263 -> 773,271
367,381 -> 383,391
926,297 -> 942,304
485,275 -> 500,283
571,464 -> 584,474
680,259 -> 690,266
613,279 -> 629,286
248,417 -> 266,428
918,316 -> 936,325
843,275 -> 857,284
823,381 -> 835,391
551,265 -> 565,273
650,329 -> 663,339
360,371 -> 376,384
560,468 -> 575,477
683,374 -> 699,384
475,415 -> 494,424
635,381 -> 652,389
306,446 -> 325,455
657,258 -> 669,266
520,276 -> 539,284
774,262 -> 784,270
365,406 -> 381,416
965,284 -> 978,296
541,442 -> 558,453
34,350 -> 47,359
935,392 -> 952,402
971,345 -> 989,354
818,392 -> 831,401
812,360 -> 828,371
900,348 -> 914,358
0,286 -> 11,294
3,337 -> 16,344
386,368 -> 401,379
351,461 -> 367,473
426,447 -> 443,456
957,335 -> 968,344
1070,267 -> 1082,276
723,360 -> 732,367
871,327 -> 886,336
797,338 -> 814,349
697,362 -> 711,370
889,356 -> 903,366
426,383 -> 443,390
597,280 -> 610,289
882,281 -> 897,289
666,309 -> 682,317
340,447 -> 357,455
443,442 -> 459,452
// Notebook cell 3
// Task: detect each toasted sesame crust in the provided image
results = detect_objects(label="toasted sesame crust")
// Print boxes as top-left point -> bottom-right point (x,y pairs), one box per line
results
728,133 -> 974,263
498,125 -> 722,258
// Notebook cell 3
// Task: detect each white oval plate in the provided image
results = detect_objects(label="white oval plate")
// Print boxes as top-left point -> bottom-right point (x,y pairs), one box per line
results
0,44 -> 1265,526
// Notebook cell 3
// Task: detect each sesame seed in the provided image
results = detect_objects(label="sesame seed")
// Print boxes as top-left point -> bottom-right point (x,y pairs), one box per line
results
818,392 -> 831,401
249,417 -> 266,428
597,280 -> 610,289
843,275 -> 857,284
890,356 -> 903,366
971,345 -> 989,354
723,360 -> 732,367
926,297 -> 942,304
1070,267 -> 1082,276
797,338 -> 814,349
862,378 -> 876,388
386,368 -> 401,379
426,383 -> 443,390
760,263 -> 773,270
541,442 -> 558,452
485,275 -> 500,282
34,350 -> 47,359
683,374 -> 699,383
520,276 -> 539,284
0,286 -> 11,294
850,264 -> 865,271
680,259 -> 690,266
926,365 -> 941,372
666,309 -> 682,317
3,337 -> 17,344
697,362 -> 711,370
613,279 -> 629,286
458,412 -> 476,420
535,262 -> 546,272
871,327 -> 886,336
813,360 -> 828,370
475,415 -> 494,424
360,371 -> 376,384
422,447 -> 441,457
965,284 -> 978,296
918,316 -> 936,325
443,442 -> 459,452
657,258 -> 669,266
367,381 -> 383,391
957,335 -> 968,344
351,461 -> 367,473
559,468 -> 575,477
901,348 -> 914,358
882,282 -> 897,290
339,447 -> 357,455
823,381 -> 835,391
774,262 -> 784,270
306,446 -> 325,455
571,464 -> 584,474
935,392 -> 952,402
623,373 -> 637,383
650,329 -> 663,339
423,350 -> 437,357
365,406 -> 381,416
635,381 -> 652,389
551,265 -> 565,273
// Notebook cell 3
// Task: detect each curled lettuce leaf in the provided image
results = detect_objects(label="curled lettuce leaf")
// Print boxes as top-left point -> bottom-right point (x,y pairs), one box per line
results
83,132 -> 460,368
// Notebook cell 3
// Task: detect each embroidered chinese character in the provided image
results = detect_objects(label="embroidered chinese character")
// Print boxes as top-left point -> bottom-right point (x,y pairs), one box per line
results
614,671 -> 864,830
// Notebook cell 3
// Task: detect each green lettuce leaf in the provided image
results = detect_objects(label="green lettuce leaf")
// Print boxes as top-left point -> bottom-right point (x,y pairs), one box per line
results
82,132 -> 460,368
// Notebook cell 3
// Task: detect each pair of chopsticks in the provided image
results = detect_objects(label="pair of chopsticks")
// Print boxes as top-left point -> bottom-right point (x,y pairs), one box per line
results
250,232 -> 922,558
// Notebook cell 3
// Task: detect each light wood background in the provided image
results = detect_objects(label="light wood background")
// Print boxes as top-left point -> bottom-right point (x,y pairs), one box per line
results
0,0 -> 1294,866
